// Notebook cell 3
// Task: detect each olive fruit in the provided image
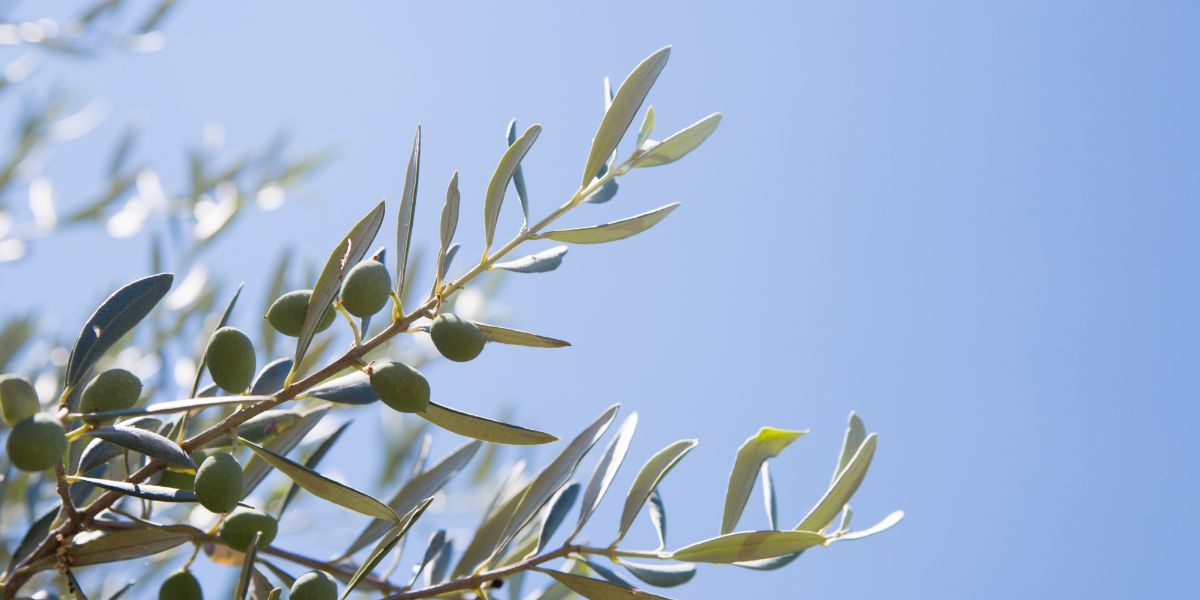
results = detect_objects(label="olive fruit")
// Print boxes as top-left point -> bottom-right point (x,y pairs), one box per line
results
340,261 -> 392,318
205,327 -> 256,394
194,452 -> 243,513
0,374 -> 39,426
6,413 -> 66,471
290,570 -> 338,600
429,313 -> 486,362
79,368 -> 142,417
219,507 -> 278,551
158,450 -> 206,490
159,570 -> 203,600
266,290 -> 336,337
369,362 -> 429,413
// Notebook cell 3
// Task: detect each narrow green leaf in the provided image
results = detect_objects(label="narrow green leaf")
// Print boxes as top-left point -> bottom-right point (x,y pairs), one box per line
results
762,462 -> 778,530
276,420 -> 353,518
453,466 -> 529,577
66,273 -> 173,388
493,245 -> 568,274
396,127 -> 421,298
73,395 -> 272,421
7,507 -> 58,574
506,119 -> 531,227
615,439 -> 697,544
537,568 -> 673,600
721,427 -> 807,534
573,413 -> 638,537
631,113 -> 722,168
77,416 -> 162,473
68,476 -> 197,503
67,527 -> 196,567
89,425 -> 194,467
475,322 -> 571,348
485,124 -> 542,252
306,371 -> 379,405
250,358 -> 293,396
295,201 -> 386,370
408,529 -> 446,589
583,558 -> 633,588
829,510 -> 904,542
239,405 -> 325,498
421,401 -> 558,445
834,412 -> 867,484
531,482 -> 580,555
636,106 -> 655,148
795,434 -> 877,532
234,531 -> 261,600
648,490 -> 667,550
435,171 -> 460,290
671,530 -> 826,564
581,46 -> 671,187
240,437 -> 399,521
539,203 -> 679,245
620,560 -> 695,588
341,498 -> 433,599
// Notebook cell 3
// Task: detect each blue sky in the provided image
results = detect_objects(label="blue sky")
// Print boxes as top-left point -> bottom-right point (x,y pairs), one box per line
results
3,1 -> 1198,597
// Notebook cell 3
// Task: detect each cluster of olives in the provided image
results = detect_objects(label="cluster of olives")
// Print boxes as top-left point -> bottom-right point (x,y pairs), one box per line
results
159,565 -> 337,599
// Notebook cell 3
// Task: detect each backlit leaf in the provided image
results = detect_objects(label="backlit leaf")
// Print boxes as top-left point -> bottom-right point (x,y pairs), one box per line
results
435,171 -> 460,290
615,439 -> 697,544
573,413 -> 638,537
539,203 -> 679,245
671,530 -> 826,564
341,498 -> 433,599
620,560 -> 695,588
506,119 -> 531,226
396,127 -> 421,299
722,427 -> 806,534
485,124 -> 541,252
234,531 -> 261,600
493,245 -> 568,274
307,371 -> 379,405
631,113 -> 721,168
795,434 -> 877,532
66,273 -> 173,388
421,401 -> 557,445
532,482 -> 580,555
834,412 -> 867,484
537,568 -> 673,600
250,358 -> 293,395
241,406 -> 328,497
829,510 -> 904,542
276,420 -> 353,517
581,47 -> 671,187
475,322 -> 571,348
636,106 -> 655,148
67,527 -> 196,567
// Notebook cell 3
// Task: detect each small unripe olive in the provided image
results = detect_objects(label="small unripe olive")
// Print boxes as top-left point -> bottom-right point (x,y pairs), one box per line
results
205,327 -> 256,394
194,452 -> 243,513
290,570 -> 338,600
266,290 -> 336,337
219,507 -> 277,551
6,413 -> 66,471
0,374 -> 39,426
429,313 -> 486,362
369,362 -> 429,413
159,570 -> 203,600
340,261 -> 392,318
79,368 -> 142,417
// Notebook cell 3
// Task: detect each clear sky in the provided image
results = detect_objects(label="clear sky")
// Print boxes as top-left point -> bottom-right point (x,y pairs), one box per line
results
2,1 -> 1198,598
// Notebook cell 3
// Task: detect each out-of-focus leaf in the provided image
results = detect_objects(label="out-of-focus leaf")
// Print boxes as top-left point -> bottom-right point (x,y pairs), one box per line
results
75,395 -> 271,421
103,581 -> 135,600
67,527 -> 196,567
648,490 -> 667,550
261,250 -> 291,358
341,498 -> 433,599
484,124 -> 541,253
421,402 -> 557,445
636,106 -> 655,148
307,371 -> 379,405
573,413 -> 638,537
234,532 -> 261,600
89,425 -> 194,467
721,427 -> 806,534
241,437 -> 398,521
506,119 -> 531,226
493,246 -> 568,274
439,244 -> 460,281
454,478 -> 530,577
475,322 -> 570,348
249,568 -> 274,600
834,412 -> 867,484
408,530 -> 446,588
620,561 -> 695,588
795,434 -> 877,532
539,204 -> 679,245
671,530 -> 826,564
66,273 -> 173,388
78,416 -> 162,473
189,283 -> 243,398
250,358 -> 293,395
532,482 -> 580,555
583,559 -> 634,588
435,171 -> 460,290
66,568 -> 88,600
276,420 -> 353,517
295,201 -> 386,371
396,127 -> 420,300
0,316 -> 35,371
7,507 -> 57,574
241,406 -> 328,497
68,476 -> 196,503
829,510 -> 904,542
631,113 -> 721,168
258,559 -> 296,588
428,538 -> 452,586
537,568 -> 673,600
580,46 -> 671,187
211,409 -> 302,446
615,439 -> 697,544
341,441 -> 480,559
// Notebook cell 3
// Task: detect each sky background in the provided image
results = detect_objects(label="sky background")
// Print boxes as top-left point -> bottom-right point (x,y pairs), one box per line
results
2,1 -> 1199,598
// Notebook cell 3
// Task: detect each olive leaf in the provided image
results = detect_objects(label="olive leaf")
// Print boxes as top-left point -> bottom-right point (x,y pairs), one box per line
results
475,322 -> 571,348
834,411 -> 867,484
295,200 -> 386,371
762,462 -> 778,530
671,530 -> 826,564
306,371 -> 379,405
408,530 -> 447,588
77,416 -> 162,472
582,559 -> 634,588
341,498 -> 433,599
6,507 -> 58,574
189,282 -> 244,398
250,358 -> 293,395
538,203 -> 679,245
74,395 -> 272,421
67,476 -> 197,503
493,245 -> 568,274
421,401 -> 558,445
506,119 -> 532,226
795,434 -> 877,532
531,482 -> 580,556
636,106 -> 655,148
484,123 -> 541,253
276,419 -> 353,518
396,127 -> 421,299
66,273 -> 173,388
573,413 -> 638,537
536,568 -> 673,600
648,490 -> 667,550
454,468 -> 529,577
234,531 -> 261,600
581,46 -> 671,187
615,439 -> 698,545
239,407 -> 328,500
66,527 -> 196,567
828,510 -> 904,543
435,171 -> 460,291
631,113 -> 722,168
88,425 -> 194,468
620,560 -> 695,588
721,427 -> 807,534
240,437 -> 399,521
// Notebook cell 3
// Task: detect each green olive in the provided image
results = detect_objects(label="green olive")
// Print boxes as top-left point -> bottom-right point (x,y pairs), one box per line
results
159,450 -> 206,490
159,569 -> 203,600
6,413 -> 66,472
369,362 -> 430,413
194,452 -> 243,513
340,261 -> 392,318
79,368 -> 142,418
205,327 -> 256,394
266,290 -> 336,337
0,374 -> 39,426
429,313 -> 486,362
289,570 -> 338,600
219,507 -> 277,551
